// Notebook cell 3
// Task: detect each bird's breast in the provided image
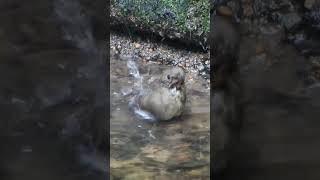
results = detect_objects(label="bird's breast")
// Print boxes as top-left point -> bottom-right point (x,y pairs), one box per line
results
139,87 -> 186,121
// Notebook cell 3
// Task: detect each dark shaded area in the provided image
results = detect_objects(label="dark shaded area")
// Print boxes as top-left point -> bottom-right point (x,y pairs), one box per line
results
212,0 -> 320,179
0,0 -> 108,179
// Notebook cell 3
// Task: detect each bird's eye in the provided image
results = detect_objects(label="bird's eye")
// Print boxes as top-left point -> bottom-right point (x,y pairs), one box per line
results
167,75 -> 170,79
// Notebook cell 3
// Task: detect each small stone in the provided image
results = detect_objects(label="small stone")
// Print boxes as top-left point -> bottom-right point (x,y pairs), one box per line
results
198,65 -> 205,71
174,32 -> 181,38
186,169 -> 202,177
141,145 -> 172,163
134,43 -> 141,48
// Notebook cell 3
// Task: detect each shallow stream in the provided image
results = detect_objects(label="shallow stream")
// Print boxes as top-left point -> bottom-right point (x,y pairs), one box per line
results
110,45 -> 210,179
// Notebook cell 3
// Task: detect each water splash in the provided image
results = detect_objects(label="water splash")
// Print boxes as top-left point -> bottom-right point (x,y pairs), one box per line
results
127,57 -> 143,91
125,56 -> 156,122
132,105 -> 156,122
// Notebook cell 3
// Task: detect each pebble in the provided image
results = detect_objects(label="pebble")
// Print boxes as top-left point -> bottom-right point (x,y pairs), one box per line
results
134,43 -> 141,48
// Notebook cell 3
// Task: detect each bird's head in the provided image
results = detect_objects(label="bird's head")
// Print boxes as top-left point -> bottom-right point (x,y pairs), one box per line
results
162,67 -> 185,90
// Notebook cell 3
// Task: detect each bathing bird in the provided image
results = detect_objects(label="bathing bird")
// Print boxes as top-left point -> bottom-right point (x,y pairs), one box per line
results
137,66 -> 187,121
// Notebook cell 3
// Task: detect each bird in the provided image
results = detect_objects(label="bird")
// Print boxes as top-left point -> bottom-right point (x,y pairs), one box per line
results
136,66 -> 187,121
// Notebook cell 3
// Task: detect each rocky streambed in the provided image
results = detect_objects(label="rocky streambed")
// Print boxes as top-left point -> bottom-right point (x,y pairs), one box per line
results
111,34 -> 210,82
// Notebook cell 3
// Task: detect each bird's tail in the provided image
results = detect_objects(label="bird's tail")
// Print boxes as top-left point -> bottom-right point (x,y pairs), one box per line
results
129,95 -> 156,122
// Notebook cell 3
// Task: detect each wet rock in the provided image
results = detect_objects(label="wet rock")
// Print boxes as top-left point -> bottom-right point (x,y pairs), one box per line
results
110,158 -> 153,180
141,145 -> 172,163
167,159 -> 208,171
185,166 -> 210,178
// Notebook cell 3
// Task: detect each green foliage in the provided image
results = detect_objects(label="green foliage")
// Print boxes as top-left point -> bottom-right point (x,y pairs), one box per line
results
112,0 -> 210,34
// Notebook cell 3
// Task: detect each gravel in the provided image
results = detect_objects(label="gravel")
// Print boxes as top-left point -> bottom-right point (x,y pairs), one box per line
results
110,34 -> 210,83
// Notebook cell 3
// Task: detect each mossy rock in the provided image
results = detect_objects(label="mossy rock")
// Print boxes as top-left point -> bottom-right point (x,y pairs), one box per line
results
111,0 -> 210,49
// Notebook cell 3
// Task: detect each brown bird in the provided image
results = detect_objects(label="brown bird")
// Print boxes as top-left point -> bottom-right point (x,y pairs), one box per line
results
137,66 -> 187,121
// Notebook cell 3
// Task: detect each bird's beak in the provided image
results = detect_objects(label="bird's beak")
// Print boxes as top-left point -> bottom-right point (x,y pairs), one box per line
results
170,79 -> 184,90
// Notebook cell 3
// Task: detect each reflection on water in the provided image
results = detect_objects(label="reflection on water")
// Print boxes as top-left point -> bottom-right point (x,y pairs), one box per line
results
110,52 -> 210,179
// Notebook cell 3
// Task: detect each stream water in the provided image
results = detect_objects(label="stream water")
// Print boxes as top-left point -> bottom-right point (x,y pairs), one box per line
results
110,48 -> 210,179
